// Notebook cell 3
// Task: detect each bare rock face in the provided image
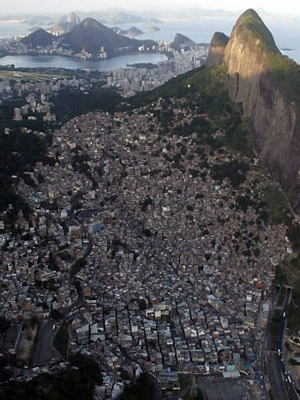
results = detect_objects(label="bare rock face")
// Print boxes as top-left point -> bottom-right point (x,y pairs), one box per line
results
207,9 -> 300,213
205,32 -> 229,68
66,12 -> 81,26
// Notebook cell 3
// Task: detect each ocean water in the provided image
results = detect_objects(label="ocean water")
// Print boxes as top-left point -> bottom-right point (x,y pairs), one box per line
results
117,18 -> 300,64
0,17 -> 299,66
0,53 -> 168,71
0,23 -> 31,38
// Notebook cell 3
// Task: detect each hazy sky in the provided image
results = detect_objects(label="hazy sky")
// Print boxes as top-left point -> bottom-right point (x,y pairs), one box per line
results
1,0 -> 300,16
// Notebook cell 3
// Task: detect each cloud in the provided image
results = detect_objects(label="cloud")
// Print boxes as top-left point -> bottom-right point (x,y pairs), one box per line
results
1,0 -> 300,16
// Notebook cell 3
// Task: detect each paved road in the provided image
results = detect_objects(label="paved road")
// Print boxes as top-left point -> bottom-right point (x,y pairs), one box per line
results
267,288 -> 299,400
32,321 -> 61,367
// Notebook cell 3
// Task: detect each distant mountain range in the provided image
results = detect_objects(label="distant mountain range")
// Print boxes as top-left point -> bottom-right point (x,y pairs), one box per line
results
0,7 -> 293,28
74,10 -> 162,25
21,18 -> 157,56
48,12 -> 81,36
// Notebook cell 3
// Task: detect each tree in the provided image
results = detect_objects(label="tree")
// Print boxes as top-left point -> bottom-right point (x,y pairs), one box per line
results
50,309 -> 63,320
119,373 -> 155,400
0,316 -> 10,334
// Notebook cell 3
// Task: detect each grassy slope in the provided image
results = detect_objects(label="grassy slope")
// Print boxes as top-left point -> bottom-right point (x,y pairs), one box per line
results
235,9 -> 279,53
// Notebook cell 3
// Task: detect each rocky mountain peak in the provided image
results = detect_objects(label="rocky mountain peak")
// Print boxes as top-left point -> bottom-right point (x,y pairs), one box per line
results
205,32 -> 229,68
231,8 -> 279,54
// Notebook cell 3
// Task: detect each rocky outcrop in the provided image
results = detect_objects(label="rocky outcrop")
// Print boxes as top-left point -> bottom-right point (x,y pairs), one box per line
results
58,12 -> 81,27
206,9 -> 300,213
49,13 -> 81,36
170,33 -> 196,52
66,12 -> 81,26
205,32 -> 229,68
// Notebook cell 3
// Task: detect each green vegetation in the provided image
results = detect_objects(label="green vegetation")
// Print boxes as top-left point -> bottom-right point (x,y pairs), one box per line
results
53,322 -> 69,359
128,65 -> 227,108
179,374 -> 192,391
277,287 -> 286,307
21,29 -> 55,47
264,361 -> 267,375
278,251 -> 300,332
289,358 -> 300,366
184,388 -> 205,400
71,258 -> 87,276
287,224 -> 300,252
53,87 -> 122,123
224,118 -> 253,156
0,353 -> 102,400
267,53 -> 300,110
0,129 -> 52,227
0,131 -> 48,186
62,18 -> 155,55
0,316 -> 10,334
128,65 -> 254,156
0,367 -> 11,383
236,9 -> 279,53
119,373 -> 155,400
261,185 -> 291,225
268,389 -> 275,400
49,309 -> 63,320
285,341 -> 292,352
287,289 -> 300,332
211,160 -> 250,188
233,9 -> 300,130
211,32 -> 229,47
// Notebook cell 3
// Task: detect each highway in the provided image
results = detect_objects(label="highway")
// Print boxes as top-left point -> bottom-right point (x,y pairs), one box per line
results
32,321 -> 61,367
266,287 -> 299,400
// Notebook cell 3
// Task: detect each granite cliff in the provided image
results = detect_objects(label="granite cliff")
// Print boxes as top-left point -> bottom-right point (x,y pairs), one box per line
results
205,32 -> 229,68
206,9 -> 300,213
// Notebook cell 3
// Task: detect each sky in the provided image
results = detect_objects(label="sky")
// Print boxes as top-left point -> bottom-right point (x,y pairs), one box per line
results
1,0 -> 300,16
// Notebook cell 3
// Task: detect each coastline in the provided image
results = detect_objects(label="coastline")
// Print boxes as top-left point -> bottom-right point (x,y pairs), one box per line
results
0,52 -> 169,72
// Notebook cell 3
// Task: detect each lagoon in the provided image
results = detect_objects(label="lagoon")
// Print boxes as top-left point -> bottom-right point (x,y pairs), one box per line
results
0,53 -> 168,71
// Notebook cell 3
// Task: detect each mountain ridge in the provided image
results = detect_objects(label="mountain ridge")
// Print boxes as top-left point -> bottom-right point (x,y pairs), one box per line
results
21,28 -> 56,47
22,18 -> 157,56
206,8 -> 300,213
61,18 -> 134,55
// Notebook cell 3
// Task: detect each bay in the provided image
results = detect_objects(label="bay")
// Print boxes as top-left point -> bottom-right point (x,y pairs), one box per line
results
0,16 -> 299,67
0,53 -> 168,71
117,18 -> 300,64
0,22 -> 32,38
